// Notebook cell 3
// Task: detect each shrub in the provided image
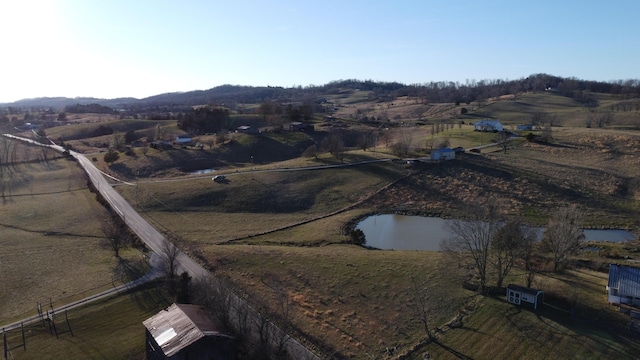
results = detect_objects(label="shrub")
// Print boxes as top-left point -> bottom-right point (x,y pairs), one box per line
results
103,150 -> 119,163
525,132 -> 536,142
349,229 -> 366,246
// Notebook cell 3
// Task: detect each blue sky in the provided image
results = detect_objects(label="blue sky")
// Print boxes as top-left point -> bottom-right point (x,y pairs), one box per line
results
1,0 -> 639,103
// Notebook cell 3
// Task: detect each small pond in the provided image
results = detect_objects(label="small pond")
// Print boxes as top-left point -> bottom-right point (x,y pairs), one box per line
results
190,168 -> 216,175
356,214 -> 635,251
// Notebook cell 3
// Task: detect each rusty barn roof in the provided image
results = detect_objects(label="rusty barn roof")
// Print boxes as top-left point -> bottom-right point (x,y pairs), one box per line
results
143,303 -> 229,357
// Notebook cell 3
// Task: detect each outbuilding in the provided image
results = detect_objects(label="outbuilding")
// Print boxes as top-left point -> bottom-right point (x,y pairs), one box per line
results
506,284 -> 544,310
143,303 -> 235,360
607,264 -> 640,307
175,134 -> 193,145
431,147 -> 455,161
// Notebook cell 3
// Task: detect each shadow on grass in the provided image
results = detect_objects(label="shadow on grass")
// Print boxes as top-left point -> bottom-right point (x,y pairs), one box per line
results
432,339 -> 474,360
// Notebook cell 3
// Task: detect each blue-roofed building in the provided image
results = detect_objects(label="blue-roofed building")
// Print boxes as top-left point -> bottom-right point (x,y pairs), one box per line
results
607,264 -> 640,307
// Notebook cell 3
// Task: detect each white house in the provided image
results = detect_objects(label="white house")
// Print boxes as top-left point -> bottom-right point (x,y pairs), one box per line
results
607,264 -> 640,307
431,148 -> 456,161
175,134 -> 193,145
506,284 -> 544,310
474,120 -> 503,132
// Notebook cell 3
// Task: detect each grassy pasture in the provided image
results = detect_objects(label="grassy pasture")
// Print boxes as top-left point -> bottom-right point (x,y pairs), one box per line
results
0,146 -> 146,325
3,281 -> 169,360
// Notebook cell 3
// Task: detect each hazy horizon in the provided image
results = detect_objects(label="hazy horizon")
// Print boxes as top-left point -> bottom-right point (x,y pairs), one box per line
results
2,0 -> 639,103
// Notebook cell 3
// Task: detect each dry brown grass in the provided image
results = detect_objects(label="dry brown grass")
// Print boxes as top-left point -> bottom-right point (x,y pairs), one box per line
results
0,153 -> 145,325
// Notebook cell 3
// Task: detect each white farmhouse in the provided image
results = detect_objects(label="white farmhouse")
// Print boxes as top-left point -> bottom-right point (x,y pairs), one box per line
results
474,120 -> 503,132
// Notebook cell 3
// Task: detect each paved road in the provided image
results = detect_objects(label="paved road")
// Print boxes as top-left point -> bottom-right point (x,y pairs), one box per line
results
1,134 -> 320,359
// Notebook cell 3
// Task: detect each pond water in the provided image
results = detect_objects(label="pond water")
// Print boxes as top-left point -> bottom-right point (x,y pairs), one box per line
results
190,168 -> 216,175
355,214 -> 635,251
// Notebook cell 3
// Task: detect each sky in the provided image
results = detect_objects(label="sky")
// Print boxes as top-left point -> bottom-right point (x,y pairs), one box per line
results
1,0 -> 639,103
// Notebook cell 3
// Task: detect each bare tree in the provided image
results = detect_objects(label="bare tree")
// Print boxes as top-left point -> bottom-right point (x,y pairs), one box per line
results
491,219 -> 535,288
390,129 -> 413,158
160,235 -> 181,280
101,215 -> 130,258
541,205 -> 585,272
320,132 -> 345,162
496,131 -> 511,153
442,200 -> 502,294
410,276 -> 434,340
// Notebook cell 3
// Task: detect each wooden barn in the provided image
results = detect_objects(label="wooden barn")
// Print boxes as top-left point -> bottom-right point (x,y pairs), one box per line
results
607,264 -> 640,308
506,284 -> 544,310
143,303 -> 235,360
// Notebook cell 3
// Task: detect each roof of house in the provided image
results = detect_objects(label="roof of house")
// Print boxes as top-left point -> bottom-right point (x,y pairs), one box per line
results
176,134 -> 192,139
608,264 -> 640,297
142,303 -> 231,357
507,284 -> 543,296
474,120 -> 502,126
433,147 -> 455,153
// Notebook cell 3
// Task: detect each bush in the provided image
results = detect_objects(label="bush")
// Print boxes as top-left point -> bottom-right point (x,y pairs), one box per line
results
350,229 -> 366,246
525,132 -> 536,142
103,150 -> 119,163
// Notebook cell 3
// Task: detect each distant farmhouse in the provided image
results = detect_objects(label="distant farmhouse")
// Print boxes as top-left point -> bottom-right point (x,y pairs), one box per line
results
236,125 -> 259,134
607,264 -> 640,307
143,303 -> 235,360
474,120 -> 503,132
175,134 -> 193,145
516,124 -> 534,131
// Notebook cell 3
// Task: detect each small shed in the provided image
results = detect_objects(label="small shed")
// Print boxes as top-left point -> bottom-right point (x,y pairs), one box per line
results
143,303 -> 235,360
516,124 -> 533,131
607,264 -> 640,307
431,148 -> 455,161
506,284 -> 544,310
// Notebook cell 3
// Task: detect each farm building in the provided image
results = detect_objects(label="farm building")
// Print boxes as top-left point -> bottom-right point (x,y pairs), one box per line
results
474,120 -> 503,132
289,122 -> 315,132
431,148 -> 456,161
506,284 -> 544,310
236,125 -> 259,134
516,124 -> 534,131
175,134 -> 193,145
143,303 -> 235,360
607,264 -> 640,307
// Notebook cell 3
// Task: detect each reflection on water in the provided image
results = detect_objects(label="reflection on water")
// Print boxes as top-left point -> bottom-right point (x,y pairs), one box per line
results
356,214 -> 635,251
191,168 -> 216,175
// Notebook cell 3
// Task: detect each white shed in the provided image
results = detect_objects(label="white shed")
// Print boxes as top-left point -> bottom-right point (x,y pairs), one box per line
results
431,148 -> 455,161
506,284 -> 544,310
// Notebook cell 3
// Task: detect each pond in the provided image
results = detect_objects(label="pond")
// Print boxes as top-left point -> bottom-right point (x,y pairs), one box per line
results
190,168 -> 216,175
355,214 -> 635,251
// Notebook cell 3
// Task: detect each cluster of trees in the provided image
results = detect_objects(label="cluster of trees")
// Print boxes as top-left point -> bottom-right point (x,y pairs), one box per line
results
64,103 -> 115,114
444,201 -> 585,295
177,105 -> 231,134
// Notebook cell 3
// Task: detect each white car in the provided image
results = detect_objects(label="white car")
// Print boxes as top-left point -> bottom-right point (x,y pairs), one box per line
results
212,175 -> 226,182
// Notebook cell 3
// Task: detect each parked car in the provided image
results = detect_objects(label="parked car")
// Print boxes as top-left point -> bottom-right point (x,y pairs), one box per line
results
453,146 -> 465,153
470,148 -> 481,153
212,175 -> 226,182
